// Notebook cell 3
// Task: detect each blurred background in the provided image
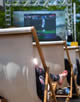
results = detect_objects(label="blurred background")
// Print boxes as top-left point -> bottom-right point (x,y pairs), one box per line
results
0,0 -> 80,44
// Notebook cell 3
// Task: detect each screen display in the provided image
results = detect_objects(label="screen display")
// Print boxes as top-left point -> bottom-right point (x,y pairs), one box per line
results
24,14 -> 56,41
13,11 -> 66,41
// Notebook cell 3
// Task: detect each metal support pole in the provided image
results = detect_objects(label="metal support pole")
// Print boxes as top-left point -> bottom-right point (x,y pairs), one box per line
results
73,3 -> 76,41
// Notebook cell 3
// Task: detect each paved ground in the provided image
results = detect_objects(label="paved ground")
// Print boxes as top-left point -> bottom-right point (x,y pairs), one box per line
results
56,96 -> 80,102
70,96 -> 80,102
50,95 -> 80,102
70,99 -> 80,102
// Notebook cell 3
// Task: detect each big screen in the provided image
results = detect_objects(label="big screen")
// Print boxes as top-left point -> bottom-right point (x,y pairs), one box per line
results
13,11 -> 66,41
24,13 -> 56,41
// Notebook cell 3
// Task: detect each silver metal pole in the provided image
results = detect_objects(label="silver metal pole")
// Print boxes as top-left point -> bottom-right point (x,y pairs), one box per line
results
73,3 -> 76,41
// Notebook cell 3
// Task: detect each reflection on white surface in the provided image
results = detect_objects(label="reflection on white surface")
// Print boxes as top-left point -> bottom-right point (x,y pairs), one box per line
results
33,58 -> 38,66
0,62 -> 21,80
0,64 -> 3,72
6,62 -> 20,80
22,65 -> 29,80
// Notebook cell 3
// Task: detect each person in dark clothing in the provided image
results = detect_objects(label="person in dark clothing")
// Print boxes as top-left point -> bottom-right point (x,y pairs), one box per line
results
64,58 -> 79,93
64,59 -> 71,84
35,66 -> 68,101
76,59 -> 80,85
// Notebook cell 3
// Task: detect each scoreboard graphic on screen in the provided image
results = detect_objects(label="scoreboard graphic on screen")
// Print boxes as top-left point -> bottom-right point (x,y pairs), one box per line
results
24,14 -> 56,41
